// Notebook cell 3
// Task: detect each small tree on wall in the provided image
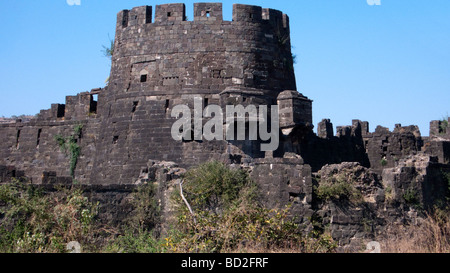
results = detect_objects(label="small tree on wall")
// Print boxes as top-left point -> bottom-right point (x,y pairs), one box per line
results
101,36 -> 114,85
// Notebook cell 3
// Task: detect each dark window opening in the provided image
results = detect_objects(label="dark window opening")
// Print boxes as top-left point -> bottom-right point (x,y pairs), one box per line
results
167,12 -> 172,17
57,104 -> 65,118
164,99 -> 170,113
206,11 -> 211,18
16,130 -> 20,149
249,13 -> 253,19
11,170 -> 16,178
140,74 -> 147,83
204,98 -> 209,108
36,129 -> 42,147
132,101 -> 139,113
122,11 -> 129,28
113,136 -> 119,144
90,94 -> 98,114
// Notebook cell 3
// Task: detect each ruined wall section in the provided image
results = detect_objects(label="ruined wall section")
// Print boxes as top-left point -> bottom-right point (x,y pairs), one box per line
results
284,120 -> 370,172
365,124 -> 423,172
423,118 -> 450,165
429,117 -> 450,139
0,89 -> 103,184
288,119 -> 424,173
0,119 -> 100,185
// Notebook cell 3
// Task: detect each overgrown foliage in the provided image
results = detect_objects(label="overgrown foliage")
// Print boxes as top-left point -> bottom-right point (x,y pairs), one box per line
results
314,172 -> 362,203
0,180 -> 98,253
166,161 -> 337,253
102,37 -> 114,60
0,162 -> 338,253
439,116 -> 449,135
54,124 -> 83,177
104,183 -> 163,253
403,188 -> 420,207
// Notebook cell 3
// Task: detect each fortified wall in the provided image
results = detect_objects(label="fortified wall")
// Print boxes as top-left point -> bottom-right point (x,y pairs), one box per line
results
0,3 -> 307,186
1,3 -> 449,250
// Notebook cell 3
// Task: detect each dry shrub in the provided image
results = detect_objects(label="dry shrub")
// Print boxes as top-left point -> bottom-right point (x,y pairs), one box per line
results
380,210 -> 450,253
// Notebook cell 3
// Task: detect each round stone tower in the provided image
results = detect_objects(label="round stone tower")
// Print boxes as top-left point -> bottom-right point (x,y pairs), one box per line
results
109,3 -> 296,96
91,3 -> 309,185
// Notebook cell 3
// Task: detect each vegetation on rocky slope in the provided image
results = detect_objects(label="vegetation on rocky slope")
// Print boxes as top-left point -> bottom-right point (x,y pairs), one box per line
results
0,161 -> 337,253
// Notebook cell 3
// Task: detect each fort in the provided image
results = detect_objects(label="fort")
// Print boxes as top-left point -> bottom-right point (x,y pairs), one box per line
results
1,3 -> 449,250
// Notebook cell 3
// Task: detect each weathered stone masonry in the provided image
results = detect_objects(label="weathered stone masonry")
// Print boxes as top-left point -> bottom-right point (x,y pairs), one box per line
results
1,3 -> 449,249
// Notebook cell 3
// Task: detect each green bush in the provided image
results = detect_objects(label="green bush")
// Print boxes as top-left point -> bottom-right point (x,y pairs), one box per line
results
167,161 -> 337,253
403,188 -> 420,207
0,181 -> 98,253
315,178 -> 362,203
126,183 -> 160,232
181,161 -> 252,212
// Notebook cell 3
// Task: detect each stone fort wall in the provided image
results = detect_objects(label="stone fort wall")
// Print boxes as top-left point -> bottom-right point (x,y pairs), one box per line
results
0,3 -> 308,185
0,2 -> 447,200
0,3 -> 449,249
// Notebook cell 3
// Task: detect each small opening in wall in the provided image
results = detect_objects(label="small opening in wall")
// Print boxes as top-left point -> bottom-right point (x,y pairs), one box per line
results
167,12 -> 172,17
113,136 -> 119,144
204,98 -> 209,108
249,13 -> 253,19
57,104 -> 65,118
140,74 -> 147,83
90,94 -> 98,114
36,128 -> 42,147
206,11 -> 211,18
16,130 -> 20,149
164,99 -> 170,113
132,101 -> 139,113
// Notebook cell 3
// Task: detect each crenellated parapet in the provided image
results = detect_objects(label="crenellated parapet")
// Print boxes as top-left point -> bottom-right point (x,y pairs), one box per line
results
116,3 -> 290,29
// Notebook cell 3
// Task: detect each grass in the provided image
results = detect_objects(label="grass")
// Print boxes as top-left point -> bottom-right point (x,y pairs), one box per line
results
379,209 -> 450,253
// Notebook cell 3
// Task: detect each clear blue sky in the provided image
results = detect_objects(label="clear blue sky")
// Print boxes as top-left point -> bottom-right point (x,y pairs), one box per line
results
0,0 -> 449,136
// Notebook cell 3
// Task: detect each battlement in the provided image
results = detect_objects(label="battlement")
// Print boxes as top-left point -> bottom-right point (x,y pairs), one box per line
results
117,3 -> 289,29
